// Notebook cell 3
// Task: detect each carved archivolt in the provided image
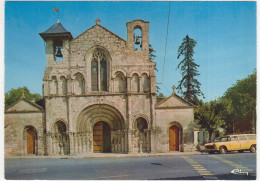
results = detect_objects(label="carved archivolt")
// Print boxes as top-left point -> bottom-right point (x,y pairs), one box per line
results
76,104 -> 125,133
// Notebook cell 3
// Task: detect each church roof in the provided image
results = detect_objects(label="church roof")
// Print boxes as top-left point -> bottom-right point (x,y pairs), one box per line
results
155,93 -> 194,109
39,22 -> 73,41
5,98 -> 44,113
73,24 -> 126,42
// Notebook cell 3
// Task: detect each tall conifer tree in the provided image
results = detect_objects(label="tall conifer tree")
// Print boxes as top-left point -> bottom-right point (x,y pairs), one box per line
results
176,35 -> 204,105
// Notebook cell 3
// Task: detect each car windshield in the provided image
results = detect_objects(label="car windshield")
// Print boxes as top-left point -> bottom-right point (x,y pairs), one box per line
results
214,137 -> 228,142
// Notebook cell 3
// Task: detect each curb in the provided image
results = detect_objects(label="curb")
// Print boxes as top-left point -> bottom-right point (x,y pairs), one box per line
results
5,152 -> 202,159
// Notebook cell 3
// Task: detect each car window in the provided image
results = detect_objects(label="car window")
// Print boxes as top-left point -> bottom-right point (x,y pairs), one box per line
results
231,136 -> 238,141
227,137 -> 231,141
238,136 -> 247,140
246,135 -> 256,140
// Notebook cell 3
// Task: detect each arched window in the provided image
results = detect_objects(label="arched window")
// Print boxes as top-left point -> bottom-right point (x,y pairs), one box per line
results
141,73 -> 149,93
74,73 -> 85,95
60,76 -> 67,95
136,117 -> 148,132
91,50 -> 108,91
131,74 -> 139,92
115,72 -> 126,93
50,76 -> 58,95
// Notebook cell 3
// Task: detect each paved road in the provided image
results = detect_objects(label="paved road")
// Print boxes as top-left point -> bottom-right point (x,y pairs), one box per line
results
5,152 -> 256,180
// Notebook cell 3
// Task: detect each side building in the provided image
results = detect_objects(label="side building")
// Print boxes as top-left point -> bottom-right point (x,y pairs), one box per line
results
5,18 -> 196,156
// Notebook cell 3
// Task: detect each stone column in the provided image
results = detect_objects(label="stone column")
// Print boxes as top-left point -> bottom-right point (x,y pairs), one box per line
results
69,133 -> 74,155
74,133 -> 78,154
124,130 -> 128,153
150,129 -> 156,153
46,133 -> 52,155
127,130 -> 132,153
121,131 -> 125,153
82,133 -> 86,154
57,80 -> 62,96
194,130 -> 199,147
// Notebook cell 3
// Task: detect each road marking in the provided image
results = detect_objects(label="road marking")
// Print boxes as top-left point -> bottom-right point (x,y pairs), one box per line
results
89,174 -> 129,179
181,156 -> 218,180
19,168 -> 47,174
210,155 -> 255,175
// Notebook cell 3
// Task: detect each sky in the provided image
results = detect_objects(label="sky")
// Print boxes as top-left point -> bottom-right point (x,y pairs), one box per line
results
4,1 -> 256,102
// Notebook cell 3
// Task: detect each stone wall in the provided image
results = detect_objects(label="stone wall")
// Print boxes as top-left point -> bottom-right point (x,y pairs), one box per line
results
155,108 -> 195,152
5,112 -> 45,156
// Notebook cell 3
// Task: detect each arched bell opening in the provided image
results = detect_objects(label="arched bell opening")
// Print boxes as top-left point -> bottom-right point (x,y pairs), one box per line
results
93,121 -> 111,153
134,27 -> 142,51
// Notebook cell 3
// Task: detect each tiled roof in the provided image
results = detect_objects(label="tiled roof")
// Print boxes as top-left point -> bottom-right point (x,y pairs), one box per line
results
39,22 -> 73,41
42,22 -> 70,34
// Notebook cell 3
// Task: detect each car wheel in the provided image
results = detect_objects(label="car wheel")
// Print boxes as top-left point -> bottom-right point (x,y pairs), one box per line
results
219,146 -> 227,154
250,145 -> 256,153
238,150 -> 244,153
208,151 -> 214,154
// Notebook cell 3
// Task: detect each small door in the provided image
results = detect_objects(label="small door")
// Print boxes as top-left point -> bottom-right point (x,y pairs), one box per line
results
169,126 -> 179,151
27,128 -> 35,154
93,122 -> 103,153
93,121 -> 111,153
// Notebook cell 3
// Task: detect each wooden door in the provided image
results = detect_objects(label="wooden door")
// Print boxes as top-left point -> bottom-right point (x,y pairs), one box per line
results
27,128 -> 35,154
102,122 -> 111,153
93,122 -> 103,153
169,126 -> 179,151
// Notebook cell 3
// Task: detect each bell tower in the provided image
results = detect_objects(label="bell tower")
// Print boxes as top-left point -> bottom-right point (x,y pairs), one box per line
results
39,21 -> 73,67
126,20 -> 149,60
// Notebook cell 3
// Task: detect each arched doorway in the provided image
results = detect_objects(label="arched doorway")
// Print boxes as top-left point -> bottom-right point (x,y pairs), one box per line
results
93,121 -> 111,153
54,121 -> 69,155
27,127 -> 36,154
169,126 -> 179,151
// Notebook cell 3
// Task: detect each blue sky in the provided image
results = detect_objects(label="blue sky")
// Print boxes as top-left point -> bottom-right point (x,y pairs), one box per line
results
4,1 -> 256,102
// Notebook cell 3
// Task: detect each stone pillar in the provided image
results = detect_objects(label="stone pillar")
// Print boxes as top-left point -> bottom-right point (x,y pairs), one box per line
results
82,133 -> 86,154
127,130 -> 132,153
78,134 -> 82,154
124,130 -> 128,153
57,80 -> 62,96
121,131 -> 125,153
126,77 -> 131,93
74,133 -> 78,154
194,130 -> 199,147
150,129 -> 156,153
46,133 -> 52,155
69,133 -> 74,155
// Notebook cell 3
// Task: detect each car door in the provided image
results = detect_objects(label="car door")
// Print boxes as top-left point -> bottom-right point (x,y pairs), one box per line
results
230,136 -> 240,150
238,136 -> 250,150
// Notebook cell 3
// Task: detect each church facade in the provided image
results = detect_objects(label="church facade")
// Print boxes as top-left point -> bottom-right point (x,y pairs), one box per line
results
5,19 -> 196,156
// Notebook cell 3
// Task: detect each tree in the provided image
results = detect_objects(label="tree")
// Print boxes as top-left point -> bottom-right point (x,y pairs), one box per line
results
149,44 -> 156,62
176,35 -> 204,105
5,86 -> 42,109
149,44 -> 162,96
222,71 -> 256,134
195,99 -> 231,142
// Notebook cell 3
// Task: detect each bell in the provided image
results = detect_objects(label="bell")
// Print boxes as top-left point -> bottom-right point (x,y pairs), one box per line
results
55,48 -> 63,57
135,36 -> 140,45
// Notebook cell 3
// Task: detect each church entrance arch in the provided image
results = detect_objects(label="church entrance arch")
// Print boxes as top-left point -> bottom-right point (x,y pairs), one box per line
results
93,121 -> 111,153
76,104 -> 126,154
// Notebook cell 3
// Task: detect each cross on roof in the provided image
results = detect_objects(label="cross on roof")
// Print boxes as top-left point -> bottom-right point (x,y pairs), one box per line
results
96,18 -> 100,25
172,85 -> 176,94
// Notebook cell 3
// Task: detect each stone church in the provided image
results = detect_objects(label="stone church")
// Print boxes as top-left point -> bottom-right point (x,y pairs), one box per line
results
5,18 -> 197,156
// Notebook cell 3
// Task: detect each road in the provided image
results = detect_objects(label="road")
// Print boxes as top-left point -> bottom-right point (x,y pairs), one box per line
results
5,152 -> 256,180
